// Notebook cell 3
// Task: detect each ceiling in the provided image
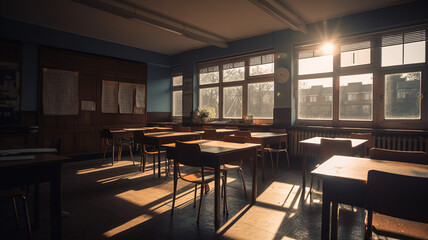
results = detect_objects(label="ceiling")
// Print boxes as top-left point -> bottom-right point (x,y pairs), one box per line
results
0,0 -> 412,56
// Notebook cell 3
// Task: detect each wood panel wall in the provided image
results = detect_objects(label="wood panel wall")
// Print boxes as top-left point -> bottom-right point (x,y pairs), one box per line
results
39,48 -> 147,156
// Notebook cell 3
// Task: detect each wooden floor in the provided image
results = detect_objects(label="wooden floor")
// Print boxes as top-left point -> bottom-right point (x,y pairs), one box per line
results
0,154 -> 368,239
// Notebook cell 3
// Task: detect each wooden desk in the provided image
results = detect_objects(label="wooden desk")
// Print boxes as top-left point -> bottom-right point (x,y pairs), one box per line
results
163,139 -> 260,229
193,128 -> 237,139
0,153 -> 69,240
122,127 -> 172,132
248,132 -> 287,181
299,137 -> 367,197
143,131 -> 202,177
0,147 -> 57,156
311,155 -> 428,240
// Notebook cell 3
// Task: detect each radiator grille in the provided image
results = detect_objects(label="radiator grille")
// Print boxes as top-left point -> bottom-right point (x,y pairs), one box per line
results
289,128 -> 427,158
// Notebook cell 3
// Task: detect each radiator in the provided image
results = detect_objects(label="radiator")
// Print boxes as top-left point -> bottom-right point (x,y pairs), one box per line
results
289,128 -> 427,158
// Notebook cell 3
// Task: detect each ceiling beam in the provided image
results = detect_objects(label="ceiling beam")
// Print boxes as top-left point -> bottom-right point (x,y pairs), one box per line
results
72,0 -> 229,48
249,0 -> 306,33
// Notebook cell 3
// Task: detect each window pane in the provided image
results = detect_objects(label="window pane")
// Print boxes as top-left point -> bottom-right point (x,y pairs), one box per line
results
249,54 -> 274,76
298,78 -> 333,120
172,90 -> 182,116
223,86 -> 242,118
199,66 -> 219,85
172,75 -> 183,86
385,72 -> 421,119
223,62 -> 245,82
382,45 -> 403,67
248,82 -> 274,119
199,87 -> 219,117
249,63 -> 274,76
404,41 -> 426,64
339,73 -> 373,121
298,55 -> 333,75
341,49 -> 370,67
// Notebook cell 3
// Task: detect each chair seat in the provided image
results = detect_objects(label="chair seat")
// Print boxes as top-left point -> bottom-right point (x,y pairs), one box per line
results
371,213 -> 428,240
145,150 -> 166,155
181,169 -> 215,183
264,147 -> 287,153
0,188 -> 24,198
221,164 -> 241,171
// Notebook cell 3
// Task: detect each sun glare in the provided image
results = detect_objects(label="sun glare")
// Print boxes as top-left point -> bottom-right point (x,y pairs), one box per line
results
322,43 -> 334,55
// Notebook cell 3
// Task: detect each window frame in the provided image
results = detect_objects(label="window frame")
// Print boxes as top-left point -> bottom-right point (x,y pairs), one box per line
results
171,67 -> 183,118
294,25 -> 427,129
197,51 -> 274,121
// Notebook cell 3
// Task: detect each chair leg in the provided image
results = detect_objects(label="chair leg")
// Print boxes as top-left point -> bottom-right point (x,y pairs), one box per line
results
102,145 -> 107,164
197,183 -> 204,225
193,184 -> 197,208
112,145 -> 115,165
270,151 -> 275,176
139,148 -> 144,171
152,154 -> 156,175
309,174 -> 314,202
12,197 -> 20,228
118,145 -> 122,162
171,171 -> 178,215
239,168 -> 247,199
223,172 -> 229,215
128,144 -> 134,165
285,150 -> 290,169
21,195 -> 32,240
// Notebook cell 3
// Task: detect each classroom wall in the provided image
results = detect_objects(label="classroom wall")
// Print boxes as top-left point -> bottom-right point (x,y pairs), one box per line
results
0,17 -> 171,112
172,0 -> 428,125
147,65 -> 170,112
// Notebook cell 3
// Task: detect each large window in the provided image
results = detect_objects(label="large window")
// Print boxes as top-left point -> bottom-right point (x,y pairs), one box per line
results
198,52 -> 274,120
295,27 -> 426,128
171,69 -> 182,117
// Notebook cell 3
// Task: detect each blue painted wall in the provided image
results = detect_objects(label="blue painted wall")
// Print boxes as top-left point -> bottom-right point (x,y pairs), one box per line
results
147,65 -> 170,112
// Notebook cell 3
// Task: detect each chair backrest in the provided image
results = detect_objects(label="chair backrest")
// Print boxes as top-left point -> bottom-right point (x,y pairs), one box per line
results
319,138 -> 353,159
175,141 -> 202,167
180,126 -> 191,132
203,125 -> 213,130
100,129 -> 113,139
225,126 -> 238,129
191,126 -> 203,131
133,130 -> 144,143
172,125 -> 181,132
367,170 -> 428,223
235,131 -> 252,141
270,128 -> 286,133
369,148 -> 428,165
49,136 -> 61,154
202,129 -> 218,140
223,135 -> 248,143
350,133 -> 374,155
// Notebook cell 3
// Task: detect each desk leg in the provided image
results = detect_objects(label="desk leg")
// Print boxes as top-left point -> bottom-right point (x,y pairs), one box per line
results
302,151 -> 307,197
214,164 -> 221,229
158,143 -> 161,178
252,149 -> 258,204
51,165 -> 62,240
34,183 -> 40,229
331,202 -> 339,240
321,182 -> 330,240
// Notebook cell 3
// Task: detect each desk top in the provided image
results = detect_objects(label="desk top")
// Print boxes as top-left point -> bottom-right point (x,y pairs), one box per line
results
193,129 -> 237,134
163,139 -> 260,155
311,155 -> 428,182
144,131 -> 201,138
0,153 -> 69,168
0,148 -> 57,156
300,137 -> 367,148
110,127 -> 171,133
250,132 -> 287,138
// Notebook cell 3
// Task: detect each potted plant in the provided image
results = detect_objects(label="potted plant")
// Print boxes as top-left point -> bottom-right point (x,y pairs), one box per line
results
198,107 -> 216,123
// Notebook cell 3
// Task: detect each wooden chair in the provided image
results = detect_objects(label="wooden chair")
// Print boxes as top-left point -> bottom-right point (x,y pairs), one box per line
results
310,139 -> 353,196
180,126 -> 191,132
264,128 -> 290,170
0,188 -> 32,239
369,148 -> 428,165
171,141 -> 216,224
202,125 -> 213,130
225,126 -> 238,129
202,129 -> 218,140
133,131 -> 167,173
365,170 -> 428,240
350,132 -> 374,157
220,135 -> 248,215
100,129 -> 113,164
